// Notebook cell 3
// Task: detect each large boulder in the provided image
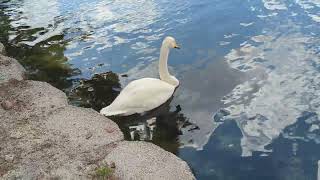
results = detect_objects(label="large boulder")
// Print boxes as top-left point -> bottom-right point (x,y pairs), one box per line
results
45,106 -> 124,151
0,80 -> 124,179
104,141 -> 195,180
0,80 -> 68,178
0,80 -> 68,117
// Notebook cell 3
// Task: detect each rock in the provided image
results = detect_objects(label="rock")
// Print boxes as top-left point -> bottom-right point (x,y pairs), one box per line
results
1,105 -> 123,179
45,106 -> 123,150
1,100 -> 14,110
110,162 -> 116,169
85,132 -> 93,139
0,55 -> 25,84
0,80 -> 68,117
4,154 -> 14,162
9,131 -> 22,139
0,42 -> 5,55
105,127 -> 115,133
104,141 -> 195,180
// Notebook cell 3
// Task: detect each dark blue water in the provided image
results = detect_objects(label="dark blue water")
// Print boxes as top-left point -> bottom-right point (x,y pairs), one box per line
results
1,0 -> 320,179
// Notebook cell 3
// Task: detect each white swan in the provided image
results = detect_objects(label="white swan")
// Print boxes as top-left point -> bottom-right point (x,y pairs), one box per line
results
100,36 -> 180,116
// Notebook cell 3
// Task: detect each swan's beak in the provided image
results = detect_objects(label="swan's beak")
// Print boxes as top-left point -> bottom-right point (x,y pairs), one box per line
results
174,44 -> 180,49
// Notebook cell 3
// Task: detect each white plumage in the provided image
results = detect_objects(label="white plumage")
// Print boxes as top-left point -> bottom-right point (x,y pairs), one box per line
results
100,36 -> 180,116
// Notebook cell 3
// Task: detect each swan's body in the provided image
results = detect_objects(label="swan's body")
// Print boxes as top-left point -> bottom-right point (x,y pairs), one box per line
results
100,36 -> 180,116
100,78 -> 175,116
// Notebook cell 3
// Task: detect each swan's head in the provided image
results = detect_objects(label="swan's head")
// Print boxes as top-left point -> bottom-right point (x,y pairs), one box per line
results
163,36 -> 180,49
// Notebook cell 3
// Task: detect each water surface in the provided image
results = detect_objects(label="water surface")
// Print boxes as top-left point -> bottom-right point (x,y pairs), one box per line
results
1,0 -> 320,179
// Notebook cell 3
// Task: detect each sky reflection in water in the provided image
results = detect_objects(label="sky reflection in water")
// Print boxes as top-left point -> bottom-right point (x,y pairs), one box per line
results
1,0 -> 320,179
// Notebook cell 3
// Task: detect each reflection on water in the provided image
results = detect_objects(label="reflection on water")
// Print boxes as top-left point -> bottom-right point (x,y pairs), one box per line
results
69,71 -> 120,110
129,117 -> 156,141
6,34 -> 79,89
174,58 -> 244,149
1,0 -> 320,179
221,23 -> 320,156
118,56 -> 245,149
112,101 -> 193,154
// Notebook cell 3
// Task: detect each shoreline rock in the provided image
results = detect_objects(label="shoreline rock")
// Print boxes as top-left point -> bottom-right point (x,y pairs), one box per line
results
105,141 -> 195,180
0,54 -> 25,84
0,42 -> 195,179
0,42 -> 5,55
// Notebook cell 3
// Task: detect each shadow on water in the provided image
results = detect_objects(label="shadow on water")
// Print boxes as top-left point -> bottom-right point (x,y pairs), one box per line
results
69,71 -> 196,154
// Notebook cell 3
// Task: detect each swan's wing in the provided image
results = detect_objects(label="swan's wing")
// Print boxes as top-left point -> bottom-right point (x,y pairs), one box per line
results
101,78 -> 175,116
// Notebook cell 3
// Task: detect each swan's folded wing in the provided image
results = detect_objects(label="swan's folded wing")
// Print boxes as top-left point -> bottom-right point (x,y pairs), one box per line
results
108,78 -> 175,115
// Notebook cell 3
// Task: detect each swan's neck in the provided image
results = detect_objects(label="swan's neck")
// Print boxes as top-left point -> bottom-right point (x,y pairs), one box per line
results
159,45 -> 179,87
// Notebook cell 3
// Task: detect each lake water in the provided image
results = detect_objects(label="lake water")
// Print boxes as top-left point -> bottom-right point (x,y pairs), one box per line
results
1,0 -> 320,179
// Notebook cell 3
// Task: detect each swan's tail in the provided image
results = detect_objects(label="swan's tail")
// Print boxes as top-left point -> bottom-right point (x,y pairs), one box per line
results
100,106 -> 126,116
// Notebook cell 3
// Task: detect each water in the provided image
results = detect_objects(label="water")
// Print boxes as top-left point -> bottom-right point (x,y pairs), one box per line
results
1,0 -> 320,179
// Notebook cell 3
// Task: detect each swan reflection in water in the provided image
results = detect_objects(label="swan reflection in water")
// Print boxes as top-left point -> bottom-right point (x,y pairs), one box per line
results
112,98 -> 198,153
128,117 -> 156,141
69,71 -> 198,153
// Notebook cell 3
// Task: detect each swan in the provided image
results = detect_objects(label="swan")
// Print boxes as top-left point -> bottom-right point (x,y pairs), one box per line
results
100,36 -> 180,116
